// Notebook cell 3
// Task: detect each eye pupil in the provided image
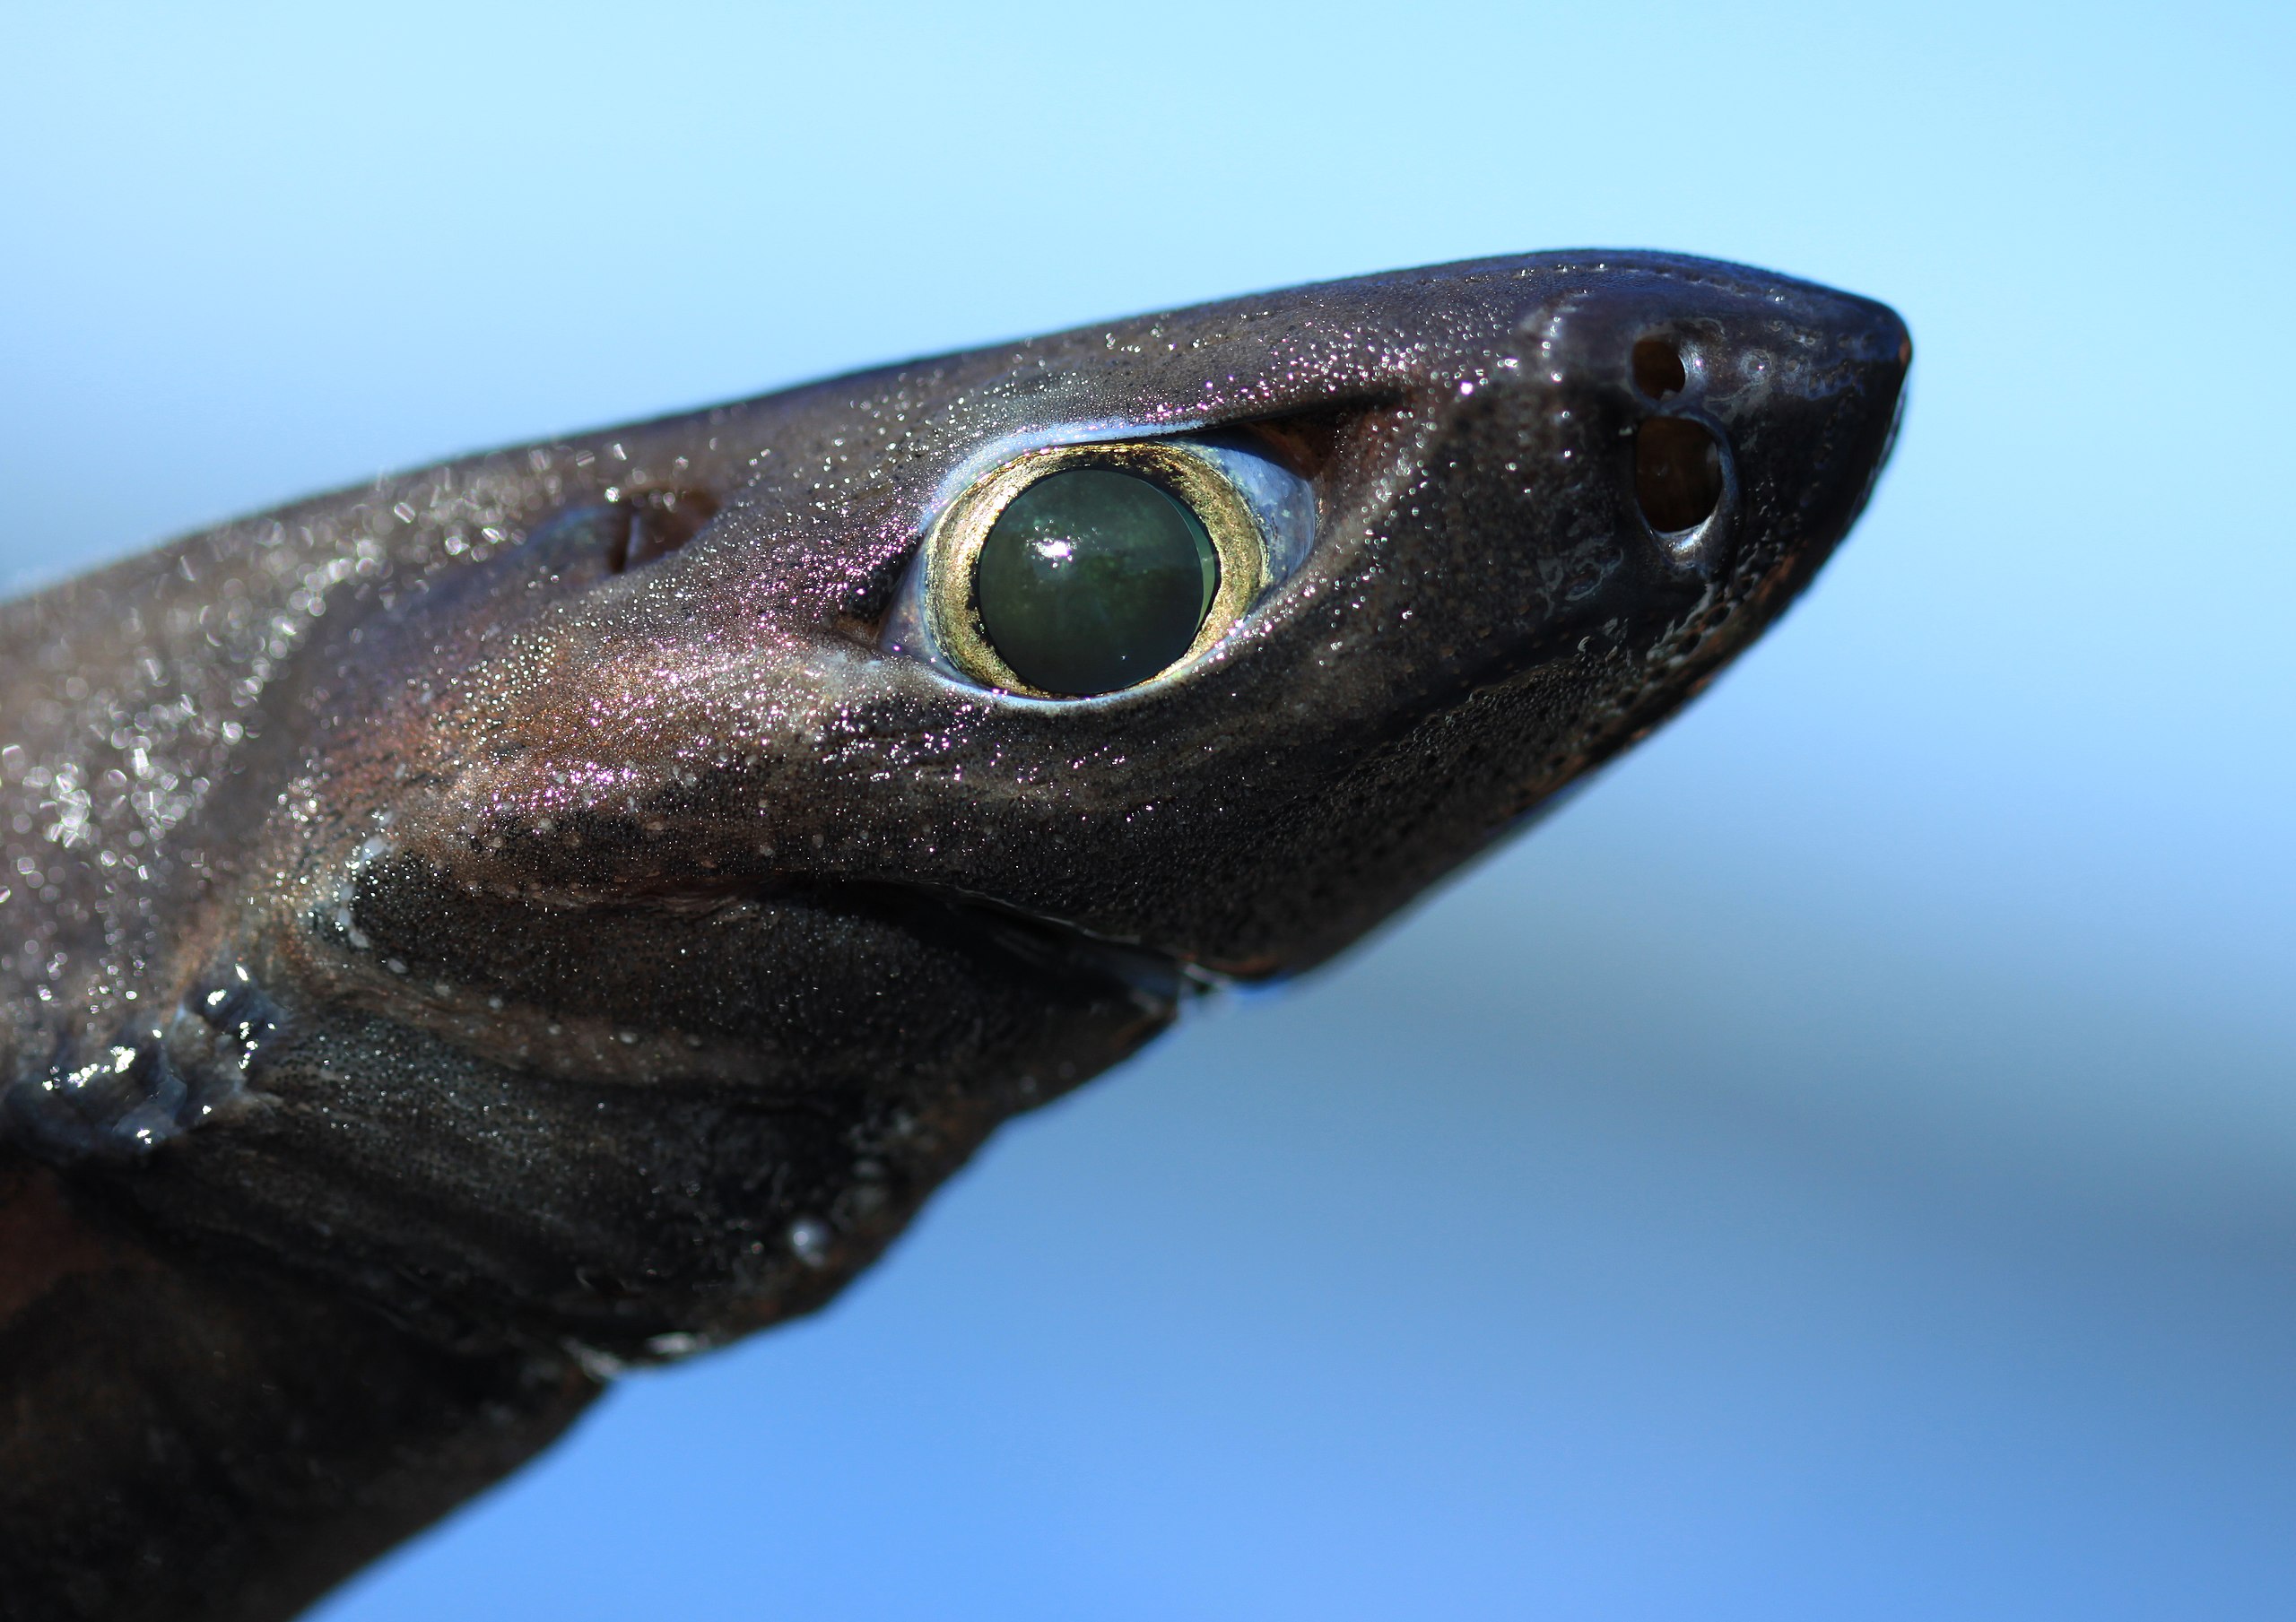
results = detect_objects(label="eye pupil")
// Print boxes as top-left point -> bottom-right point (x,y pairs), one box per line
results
974,468 -> 1219,695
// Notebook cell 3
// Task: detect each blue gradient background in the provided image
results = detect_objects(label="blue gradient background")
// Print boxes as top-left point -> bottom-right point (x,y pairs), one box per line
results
5,4 -> 2293,1616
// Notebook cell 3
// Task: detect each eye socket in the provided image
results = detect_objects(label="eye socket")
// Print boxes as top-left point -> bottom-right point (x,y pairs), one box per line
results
918,442 -> 1269,698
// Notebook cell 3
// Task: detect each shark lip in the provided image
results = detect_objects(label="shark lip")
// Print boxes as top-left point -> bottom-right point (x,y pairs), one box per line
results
762,878 -> 1202,1010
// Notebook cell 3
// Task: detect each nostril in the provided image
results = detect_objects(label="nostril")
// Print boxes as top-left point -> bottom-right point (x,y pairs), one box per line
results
1635,418 -> 1725,533
1631,335 -> 1687,401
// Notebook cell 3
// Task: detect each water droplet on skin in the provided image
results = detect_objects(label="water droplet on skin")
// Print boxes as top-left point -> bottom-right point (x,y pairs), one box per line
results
787,1216 -> 832,1267
569,1343 -> 627,1381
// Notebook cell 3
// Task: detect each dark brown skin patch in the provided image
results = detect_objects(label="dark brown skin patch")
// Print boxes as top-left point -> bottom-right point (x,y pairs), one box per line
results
0,1154 -> 600,1622
0,253 -> 1908,1619
0,1159 -> 110,1321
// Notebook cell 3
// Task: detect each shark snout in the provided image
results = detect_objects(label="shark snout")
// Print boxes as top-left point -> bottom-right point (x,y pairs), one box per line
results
1540,259 -> 1910,588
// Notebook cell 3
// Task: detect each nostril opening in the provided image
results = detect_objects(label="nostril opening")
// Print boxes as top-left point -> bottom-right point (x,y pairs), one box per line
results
1635,418 -> 1725,533
1631,335 -> 1687,401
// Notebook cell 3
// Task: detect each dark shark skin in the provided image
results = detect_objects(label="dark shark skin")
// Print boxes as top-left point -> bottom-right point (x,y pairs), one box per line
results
0,254 -> 1907,1621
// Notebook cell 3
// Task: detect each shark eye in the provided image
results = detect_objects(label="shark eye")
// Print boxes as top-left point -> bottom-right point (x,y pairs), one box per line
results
908,440 -> 1277,698
975,468 -> 1218,696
